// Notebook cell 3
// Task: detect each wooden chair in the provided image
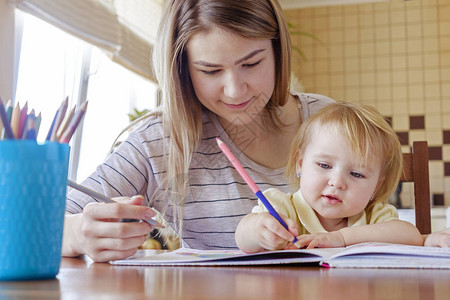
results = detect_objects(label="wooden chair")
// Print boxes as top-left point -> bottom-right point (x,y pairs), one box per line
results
400,141 -> 431,234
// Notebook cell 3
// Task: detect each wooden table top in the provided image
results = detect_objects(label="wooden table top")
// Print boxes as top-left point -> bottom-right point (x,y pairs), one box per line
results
0,256 -> 449,299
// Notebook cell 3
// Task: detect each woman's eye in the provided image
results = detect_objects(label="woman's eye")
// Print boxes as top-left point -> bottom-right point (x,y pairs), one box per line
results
243,60 -> 261,68
201,69 -> 220,75
350,171 -> 364,178
318,163 -> 330,169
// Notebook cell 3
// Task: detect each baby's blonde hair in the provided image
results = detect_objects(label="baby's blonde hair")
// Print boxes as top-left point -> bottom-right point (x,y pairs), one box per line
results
286,102 -> 402,211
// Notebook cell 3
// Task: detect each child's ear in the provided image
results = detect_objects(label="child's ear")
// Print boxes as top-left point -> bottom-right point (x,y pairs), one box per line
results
296,159 -> 303,174
372,174 -> 386,200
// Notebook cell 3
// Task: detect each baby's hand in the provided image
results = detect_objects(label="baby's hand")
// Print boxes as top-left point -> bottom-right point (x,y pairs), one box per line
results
253,212 -> 298,250
293,231 -> 345,249
424,230 -> 450,248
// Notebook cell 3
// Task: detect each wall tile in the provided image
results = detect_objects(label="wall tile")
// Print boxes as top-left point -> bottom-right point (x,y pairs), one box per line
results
409,130 -> 426,142
407,38 -> 423,54
408,100 -> 425,115
444,161 -> 450,176
408,85 -> 425,100
425,101 -> 442,116
428,146 -> 443,160
410,115 -> 425,129
408,54 -> 423,68
441,145 -> 450,160
393,115 -> 409,130
406,8 -> 422,23
430,176 -> 444,193
426,129 -> 443,144
442,114 -> 450,128
396,131 -> 409,145
377,101 -> 392,115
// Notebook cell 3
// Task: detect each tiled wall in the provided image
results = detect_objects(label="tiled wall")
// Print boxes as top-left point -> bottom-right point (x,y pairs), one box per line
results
285,0 -> 450,207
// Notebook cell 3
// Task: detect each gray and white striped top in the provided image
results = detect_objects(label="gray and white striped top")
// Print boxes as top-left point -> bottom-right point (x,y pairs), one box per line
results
66,92 -> 335,249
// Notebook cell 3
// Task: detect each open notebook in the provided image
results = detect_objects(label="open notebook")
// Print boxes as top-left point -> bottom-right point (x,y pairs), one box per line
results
110,242 -> 450,269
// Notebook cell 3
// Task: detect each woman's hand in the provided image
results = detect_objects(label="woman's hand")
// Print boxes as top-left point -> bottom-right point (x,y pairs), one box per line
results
63,195 -> 156,262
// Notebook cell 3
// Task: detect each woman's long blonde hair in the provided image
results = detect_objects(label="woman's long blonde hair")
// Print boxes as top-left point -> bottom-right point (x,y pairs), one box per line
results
286,102 -> 403,213
143,0 -> 293,235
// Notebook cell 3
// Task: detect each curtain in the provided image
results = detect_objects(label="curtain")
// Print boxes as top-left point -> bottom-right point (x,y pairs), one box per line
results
10,0 -> 164,81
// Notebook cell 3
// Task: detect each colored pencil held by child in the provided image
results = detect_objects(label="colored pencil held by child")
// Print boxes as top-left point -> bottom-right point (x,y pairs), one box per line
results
235,102 -> 424,253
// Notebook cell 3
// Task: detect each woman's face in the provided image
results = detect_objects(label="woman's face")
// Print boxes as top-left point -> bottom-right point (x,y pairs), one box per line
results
187,27 -> 276,127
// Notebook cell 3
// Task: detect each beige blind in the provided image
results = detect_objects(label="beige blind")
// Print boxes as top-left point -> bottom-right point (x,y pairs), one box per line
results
11,0 -> 164,81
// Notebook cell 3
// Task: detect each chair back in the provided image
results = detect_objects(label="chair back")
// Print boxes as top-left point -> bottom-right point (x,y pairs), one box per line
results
400,141 -> 431,234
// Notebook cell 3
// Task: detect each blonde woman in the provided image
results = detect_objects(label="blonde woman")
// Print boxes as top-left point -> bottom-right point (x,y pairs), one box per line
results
236,102 -> 423,253
62,0 -> 334,262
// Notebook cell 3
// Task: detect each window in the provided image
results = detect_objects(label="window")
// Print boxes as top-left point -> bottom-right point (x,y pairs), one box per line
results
15,13 -> 158,181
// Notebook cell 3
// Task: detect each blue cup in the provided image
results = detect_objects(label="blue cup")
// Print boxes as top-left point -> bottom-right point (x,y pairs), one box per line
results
0,140 -> 70,280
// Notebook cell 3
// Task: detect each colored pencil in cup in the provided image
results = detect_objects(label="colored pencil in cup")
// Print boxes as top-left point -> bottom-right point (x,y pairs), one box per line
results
5,99 -> 13,123
67,179 -> 164,228
35,112 -> 42,136
18,101 -> 28,138
216,138 -> 298,244
56,105 -> 76,139
50,97 -> 68,141
10,102 -> 20,138
0,97 -> 14,139
0,98 -> 4,138
24,110 -> 37,140
46,97 -> 67,141
59,101 -> 88,143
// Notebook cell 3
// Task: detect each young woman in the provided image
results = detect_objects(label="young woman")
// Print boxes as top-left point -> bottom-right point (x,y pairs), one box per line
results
62,0 -> 334,262
236,102 -> 423,253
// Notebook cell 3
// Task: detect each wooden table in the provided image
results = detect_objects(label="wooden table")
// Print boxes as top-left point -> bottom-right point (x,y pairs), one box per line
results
0,257 -> 449,299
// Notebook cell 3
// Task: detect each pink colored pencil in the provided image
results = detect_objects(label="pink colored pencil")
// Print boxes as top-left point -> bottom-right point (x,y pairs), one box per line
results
216,137 -> 298,244
18,101 -> 28,138
216,138 -> 259,193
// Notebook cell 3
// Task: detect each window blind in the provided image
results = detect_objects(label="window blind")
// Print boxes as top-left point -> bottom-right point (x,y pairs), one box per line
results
11,0 -> 163,81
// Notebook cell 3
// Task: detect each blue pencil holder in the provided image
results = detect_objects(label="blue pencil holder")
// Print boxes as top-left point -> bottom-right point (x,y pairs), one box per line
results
0,140 -> 70,280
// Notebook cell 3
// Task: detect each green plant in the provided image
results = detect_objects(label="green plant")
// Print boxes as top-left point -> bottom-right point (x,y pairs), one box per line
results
128,108 -> 150,122
288,22 -> 324,61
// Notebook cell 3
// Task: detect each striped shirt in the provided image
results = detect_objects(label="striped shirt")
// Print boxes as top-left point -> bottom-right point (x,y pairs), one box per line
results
66,92 -> 335,249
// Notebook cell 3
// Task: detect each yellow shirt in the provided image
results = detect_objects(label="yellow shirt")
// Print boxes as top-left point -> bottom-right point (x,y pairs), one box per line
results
252,188 -> 399,234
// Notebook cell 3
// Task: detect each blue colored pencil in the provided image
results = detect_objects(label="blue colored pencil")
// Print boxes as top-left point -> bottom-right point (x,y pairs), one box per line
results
50,97 -> 68,141
0,97 -> 15,139
23,110 -> 37,140
5,99 -> 13,123
46,98 -> 68,141
35,112 -> 42,136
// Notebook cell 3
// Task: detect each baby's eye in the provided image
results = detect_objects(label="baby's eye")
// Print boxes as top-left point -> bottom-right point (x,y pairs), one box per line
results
350,171 -> 365,178
318,162 -> 331,169
243,60 -> 261,68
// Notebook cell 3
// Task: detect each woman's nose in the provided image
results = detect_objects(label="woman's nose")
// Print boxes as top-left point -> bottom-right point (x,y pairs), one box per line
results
223,71 -> 246,99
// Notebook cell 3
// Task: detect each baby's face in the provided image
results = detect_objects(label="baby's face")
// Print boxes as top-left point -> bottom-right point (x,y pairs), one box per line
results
298,124 -> 382,227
